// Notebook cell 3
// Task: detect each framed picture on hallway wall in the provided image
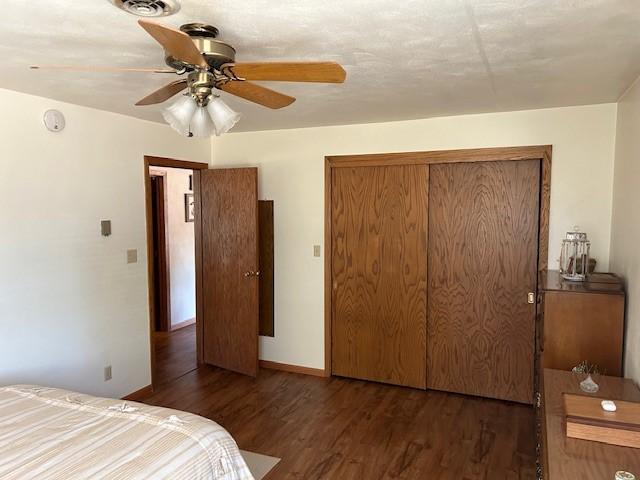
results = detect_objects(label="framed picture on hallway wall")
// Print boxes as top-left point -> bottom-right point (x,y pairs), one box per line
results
184,193 -> 195,223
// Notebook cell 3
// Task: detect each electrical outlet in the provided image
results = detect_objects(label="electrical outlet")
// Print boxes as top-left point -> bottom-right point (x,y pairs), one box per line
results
313,245 -> 321,257
104,365 -> 112,382
126,249 -> 137,264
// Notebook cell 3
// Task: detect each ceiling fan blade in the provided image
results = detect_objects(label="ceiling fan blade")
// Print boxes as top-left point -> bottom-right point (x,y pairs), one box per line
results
30,65 -> 176,74
138,19 -> 208,69
219,81 -> 296,109
222,62 -> 346,83
135,79 -> 188,106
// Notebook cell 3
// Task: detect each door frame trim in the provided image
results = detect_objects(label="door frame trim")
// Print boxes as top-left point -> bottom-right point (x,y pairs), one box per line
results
324,145 -> 552,377
144,155 -> 208,389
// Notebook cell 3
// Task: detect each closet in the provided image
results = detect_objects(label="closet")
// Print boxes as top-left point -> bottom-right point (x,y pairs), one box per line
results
331,164 -> 429,389
327,147 -> 550,404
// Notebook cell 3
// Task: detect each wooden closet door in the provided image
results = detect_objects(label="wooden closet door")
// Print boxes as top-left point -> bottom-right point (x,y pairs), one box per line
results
427,160 -> 540,403
332,164 -> 428,389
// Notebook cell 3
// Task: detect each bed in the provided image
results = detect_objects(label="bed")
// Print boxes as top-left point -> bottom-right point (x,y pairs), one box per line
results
0,385 -> 254,480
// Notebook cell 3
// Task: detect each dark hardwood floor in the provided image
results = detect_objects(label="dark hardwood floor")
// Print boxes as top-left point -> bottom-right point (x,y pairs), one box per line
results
153,323 -> 197,386
143,325 -> 536,479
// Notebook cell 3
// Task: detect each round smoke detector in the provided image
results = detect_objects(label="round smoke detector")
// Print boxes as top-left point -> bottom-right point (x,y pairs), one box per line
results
110,0 -> 180,17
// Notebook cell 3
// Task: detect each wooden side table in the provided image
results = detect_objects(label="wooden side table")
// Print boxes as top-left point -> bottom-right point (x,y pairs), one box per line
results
539,368 -> 640,479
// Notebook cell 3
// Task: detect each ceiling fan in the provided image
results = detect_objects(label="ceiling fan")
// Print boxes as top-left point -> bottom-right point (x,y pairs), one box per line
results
31,20 -> 347,136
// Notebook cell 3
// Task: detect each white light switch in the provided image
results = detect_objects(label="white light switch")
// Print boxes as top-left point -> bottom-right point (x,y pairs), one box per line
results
127,249 -> 138,264
313,245 -> 321,257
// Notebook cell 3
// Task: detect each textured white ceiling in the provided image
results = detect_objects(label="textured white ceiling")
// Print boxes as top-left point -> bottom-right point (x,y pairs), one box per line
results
1,0 -> 639,132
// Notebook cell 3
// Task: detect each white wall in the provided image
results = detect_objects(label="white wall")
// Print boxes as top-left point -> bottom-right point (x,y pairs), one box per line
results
213,104 -> 618,370
149,166 -> 196,327
0,89 -> 623,392
0,88 -> 209,398
611,77 -> 640,385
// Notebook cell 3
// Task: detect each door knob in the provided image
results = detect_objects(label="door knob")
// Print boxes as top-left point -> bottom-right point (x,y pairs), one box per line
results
244,271 -> 261,277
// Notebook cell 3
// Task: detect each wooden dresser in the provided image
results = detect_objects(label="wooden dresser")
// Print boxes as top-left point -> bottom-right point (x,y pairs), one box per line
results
539,369 -> 640,479
538,270 -> 625,376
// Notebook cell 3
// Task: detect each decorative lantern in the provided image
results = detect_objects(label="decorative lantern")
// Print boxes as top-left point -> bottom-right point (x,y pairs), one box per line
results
559,227 -> 591,281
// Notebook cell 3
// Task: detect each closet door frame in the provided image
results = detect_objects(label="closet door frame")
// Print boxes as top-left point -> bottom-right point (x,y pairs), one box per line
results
324,145 -> 552,377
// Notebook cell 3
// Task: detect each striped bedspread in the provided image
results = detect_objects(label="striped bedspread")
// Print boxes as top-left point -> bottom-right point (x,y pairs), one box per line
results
0,385 -> 254,480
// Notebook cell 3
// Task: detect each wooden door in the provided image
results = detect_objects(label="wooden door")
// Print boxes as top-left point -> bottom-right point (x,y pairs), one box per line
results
331,164 -> 429,389
198,168 -> 259,376
150,174 -> 170,332
427,160 -> 540,403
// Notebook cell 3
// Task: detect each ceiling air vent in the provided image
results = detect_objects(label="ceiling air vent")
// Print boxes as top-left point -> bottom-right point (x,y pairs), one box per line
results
110,0 -> 180,17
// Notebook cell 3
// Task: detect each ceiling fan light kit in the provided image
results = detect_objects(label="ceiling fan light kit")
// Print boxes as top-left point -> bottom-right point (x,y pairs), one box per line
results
162,91 -> 240,137
162,93 -> 240,137
31,19 -> 346,136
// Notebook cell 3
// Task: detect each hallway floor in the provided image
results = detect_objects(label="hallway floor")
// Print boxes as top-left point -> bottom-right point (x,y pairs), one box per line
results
153,323 -> 197,386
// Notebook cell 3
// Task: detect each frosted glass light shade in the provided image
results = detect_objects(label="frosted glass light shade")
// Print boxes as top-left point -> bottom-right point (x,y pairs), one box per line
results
207,96 -> 241,136
190,106 -> 216,137
161,94 -> 240,137
162,95 -> 197,135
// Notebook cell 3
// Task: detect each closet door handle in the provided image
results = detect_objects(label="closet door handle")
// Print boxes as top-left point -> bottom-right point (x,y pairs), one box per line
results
244,271 -> 260,277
